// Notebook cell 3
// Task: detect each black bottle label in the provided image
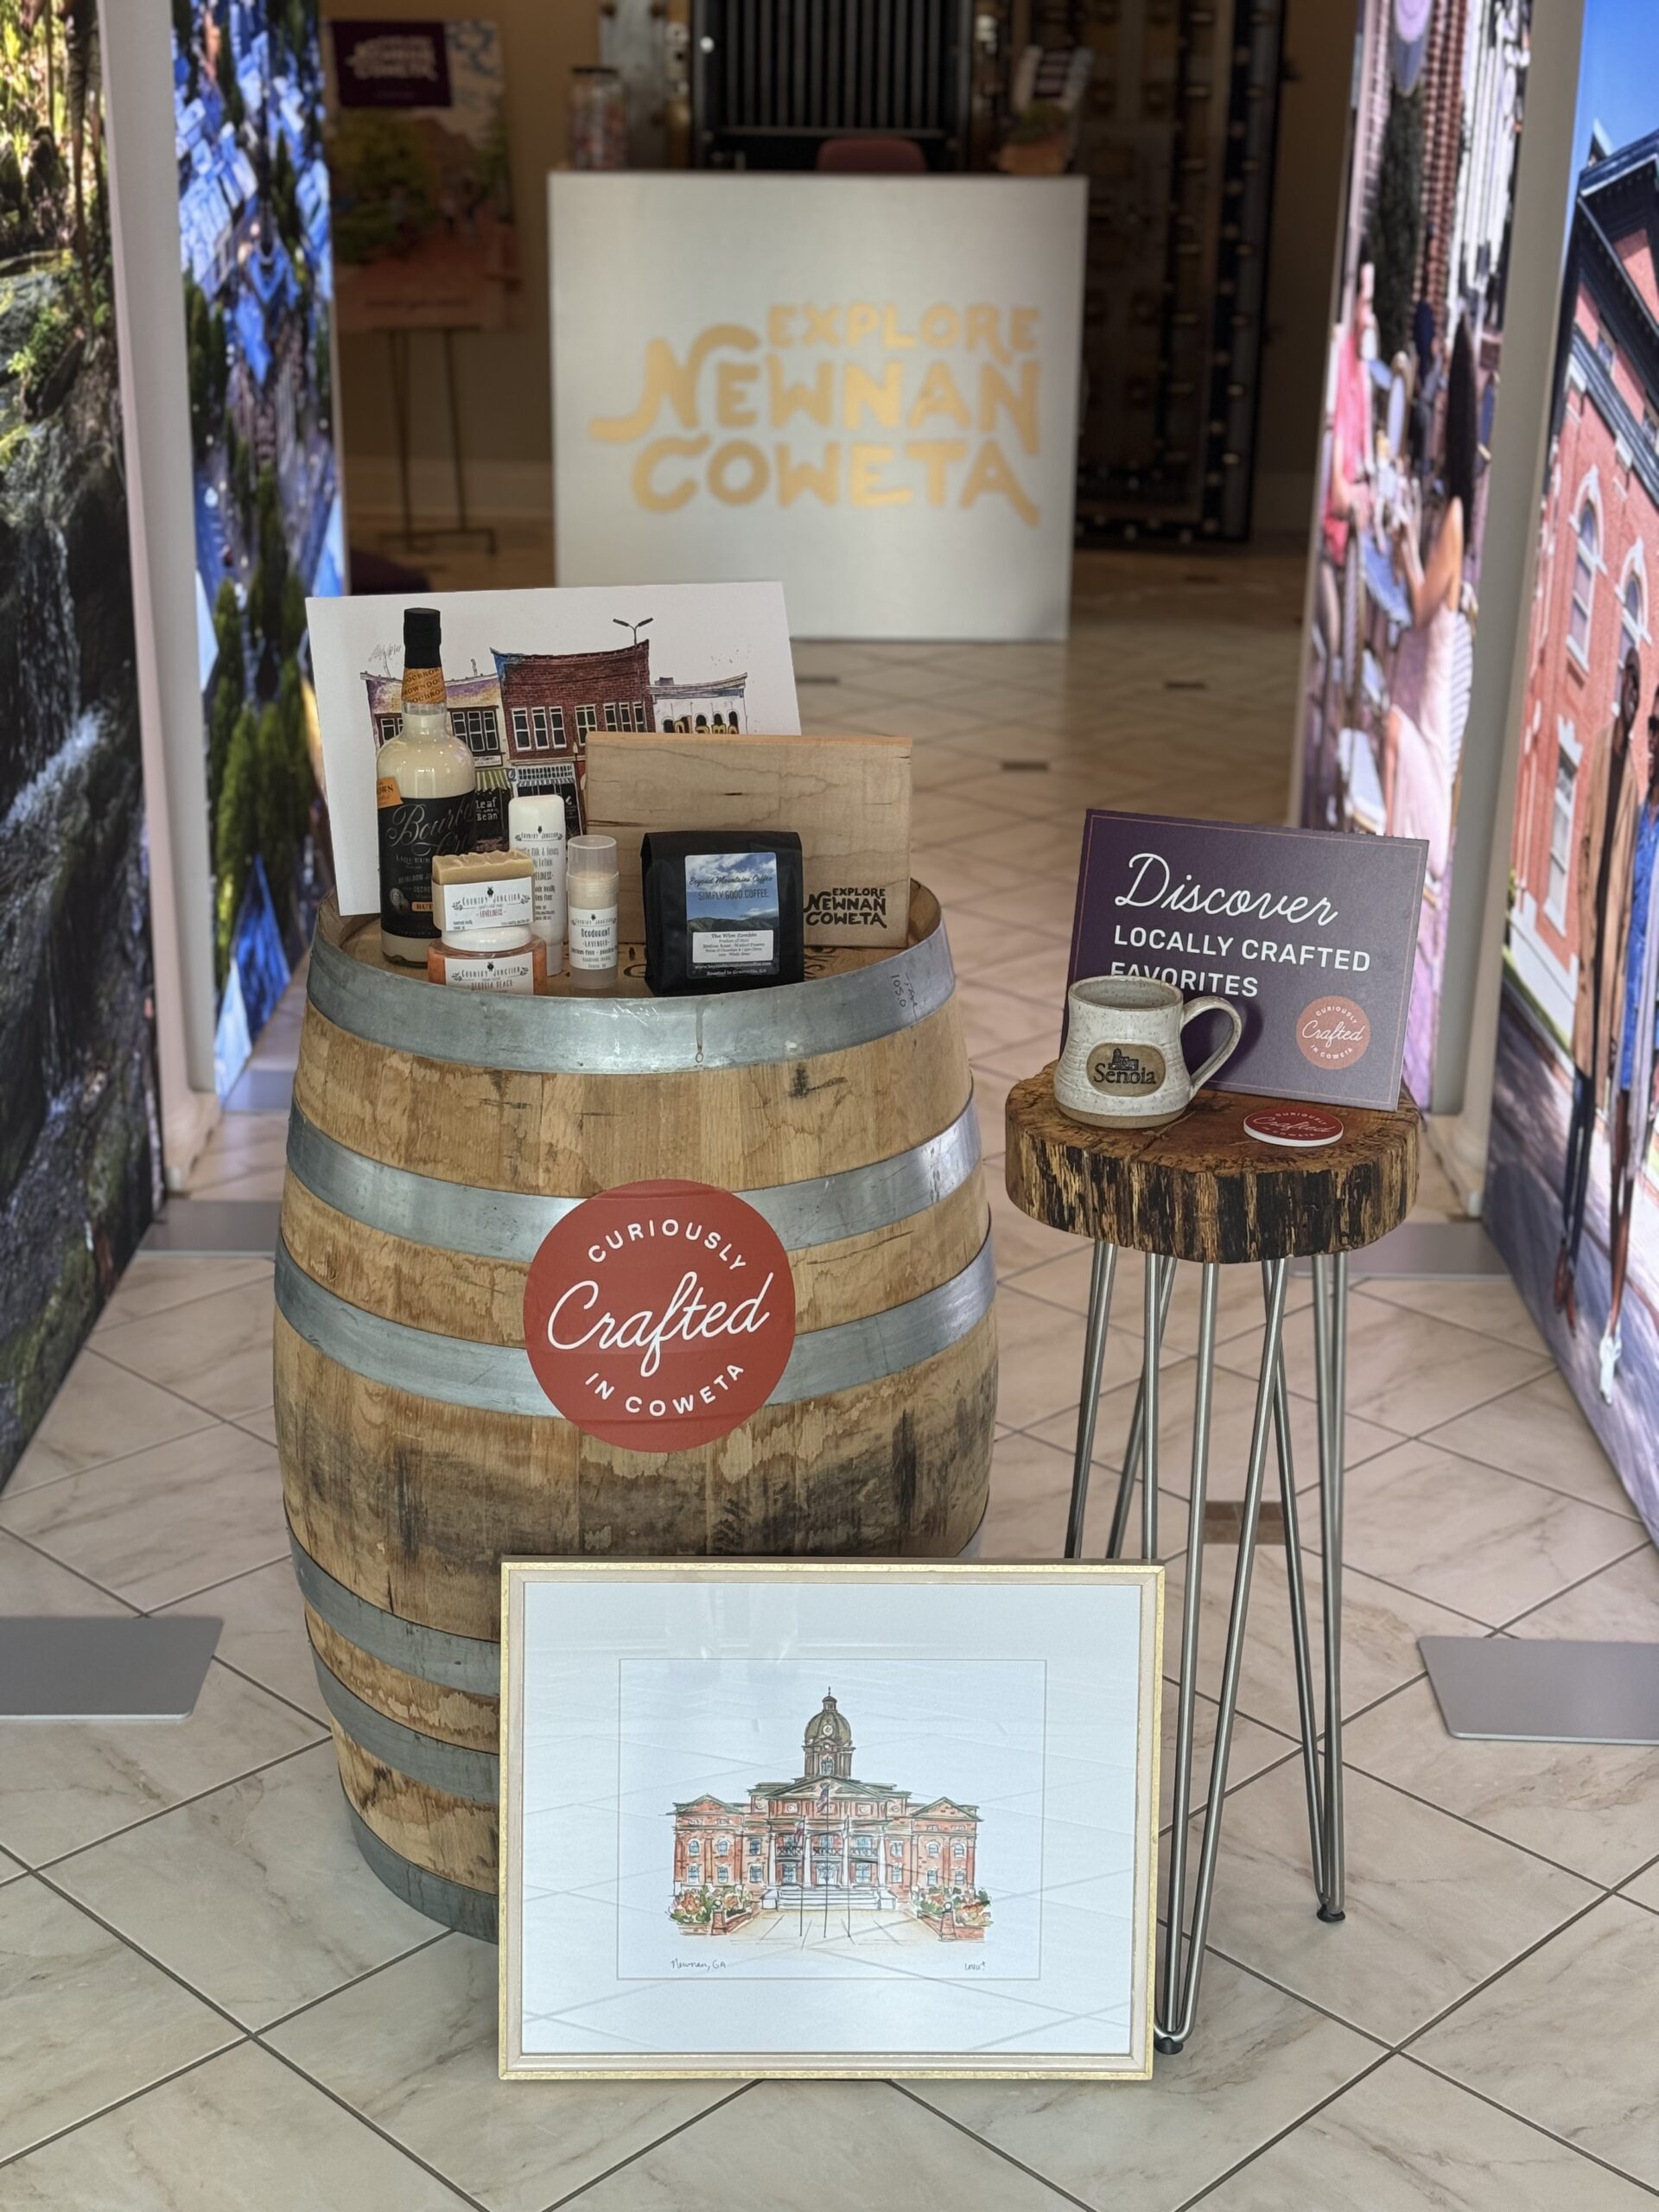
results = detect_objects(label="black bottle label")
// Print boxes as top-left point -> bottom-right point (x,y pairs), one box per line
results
377,786 -> 474,939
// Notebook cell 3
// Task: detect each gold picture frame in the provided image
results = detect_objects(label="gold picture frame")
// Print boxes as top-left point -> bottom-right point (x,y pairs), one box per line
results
499,1560 -> 1164,2082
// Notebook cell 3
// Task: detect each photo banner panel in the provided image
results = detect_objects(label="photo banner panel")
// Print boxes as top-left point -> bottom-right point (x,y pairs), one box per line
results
1486,0 -> 1659,1543
1293,0 -> 1532,1105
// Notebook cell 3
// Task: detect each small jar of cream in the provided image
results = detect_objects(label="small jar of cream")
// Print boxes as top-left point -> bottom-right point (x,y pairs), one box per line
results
426,925 -> 548,995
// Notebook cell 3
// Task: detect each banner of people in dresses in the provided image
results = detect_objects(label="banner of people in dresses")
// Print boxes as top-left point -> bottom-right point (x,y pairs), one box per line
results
1487,0 -> 1659,1541
1297,0 -> 1530,1104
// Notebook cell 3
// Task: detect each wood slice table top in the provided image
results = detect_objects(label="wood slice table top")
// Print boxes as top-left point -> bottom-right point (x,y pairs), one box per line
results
1004,1065 -> 1420,1264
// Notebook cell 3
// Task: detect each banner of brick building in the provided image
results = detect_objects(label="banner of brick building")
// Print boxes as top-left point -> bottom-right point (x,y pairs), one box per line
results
1487,0 -> 1659,1542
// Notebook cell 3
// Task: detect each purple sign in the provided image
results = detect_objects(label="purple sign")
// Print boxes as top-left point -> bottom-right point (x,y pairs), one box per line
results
330,22 -> 451,110
1066,811 -> 1427,1111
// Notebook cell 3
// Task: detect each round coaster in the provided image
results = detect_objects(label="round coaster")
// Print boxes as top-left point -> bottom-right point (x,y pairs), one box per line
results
1243,1105 -> 1344,1149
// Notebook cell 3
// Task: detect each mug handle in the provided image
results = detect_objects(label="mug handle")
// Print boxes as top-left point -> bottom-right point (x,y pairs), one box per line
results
1181,995 -> 1245,1096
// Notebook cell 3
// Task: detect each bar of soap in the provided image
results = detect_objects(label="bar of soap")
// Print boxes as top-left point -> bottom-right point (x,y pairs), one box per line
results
432,848 -> 534,932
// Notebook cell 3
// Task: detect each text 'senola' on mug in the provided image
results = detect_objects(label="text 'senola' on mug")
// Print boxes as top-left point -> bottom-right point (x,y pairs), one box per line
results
1054,976 -> 1244,1130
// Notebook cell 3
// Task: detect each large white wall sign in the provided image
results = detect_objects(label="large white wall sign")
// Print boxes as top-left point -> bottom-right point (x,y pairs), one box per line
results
549,175 -> 1088,640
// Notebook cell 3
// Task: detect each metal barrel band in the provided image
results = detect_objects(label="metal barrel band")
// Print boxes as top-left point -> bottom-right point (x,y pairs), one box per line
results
343,1798 -> 498,1942
308,906 -> 957,1076
289,1529 -> 501,1696
275,1226 -> 996,1419
310,1647 -> 499,1806
284,1095 -> 982,1262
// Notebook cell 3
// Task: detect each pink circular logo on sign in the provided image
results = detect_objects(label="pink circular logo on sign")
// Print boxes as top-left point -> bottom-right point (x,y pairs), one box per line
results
1296,997 -> 1372,1071
523,1180 -> 797,1452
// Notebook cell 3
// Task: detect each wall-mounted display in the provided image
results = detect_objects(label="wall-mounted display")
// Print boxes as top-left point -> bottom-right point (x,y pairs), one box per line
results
173,0 -> 344,1094
1488,0 -> 1659,1542
0,0 -> 161,1483
324,18 -> 518,333
499,1563 -> 1162,2080
1296,0 -> 1532,1106
307,582 -> 801,920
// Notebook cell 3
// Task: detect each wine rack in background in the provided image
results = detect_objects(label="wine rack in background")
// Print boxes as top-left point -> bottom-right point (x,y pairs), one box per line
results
1034,0 -> 1287,543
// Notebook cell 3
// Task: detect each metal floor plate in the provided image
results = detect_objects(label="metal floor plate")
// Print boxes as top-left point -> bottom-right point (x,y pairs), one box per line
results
1421,1635 -> 1659,1745
0,1618 -> 221,1719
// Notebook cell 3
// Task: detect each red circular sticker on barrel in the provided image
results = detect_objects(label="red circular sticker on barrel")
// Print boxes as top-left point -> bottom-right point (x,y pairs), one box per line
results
522,1179 -> 797,1452
1296,995 -> 1372,1070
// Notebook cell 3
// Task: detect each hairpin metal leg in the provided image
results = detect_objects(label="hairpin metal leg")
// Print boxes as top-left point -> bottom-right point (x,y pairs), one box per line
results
1263,1262 -> 1326,1906
1159,1263 -> 1218,2038
1064,1242 -> 1118,1561
1311,1253 -> 1348,1921
1157,1257 -> 1290,2054
1106,1258 -> 1178,1560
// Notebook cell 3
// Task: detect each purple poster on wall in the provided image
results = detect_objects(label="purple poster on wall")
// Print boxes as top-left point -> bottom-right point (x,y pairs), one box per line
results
1066,811 -> 1427,1111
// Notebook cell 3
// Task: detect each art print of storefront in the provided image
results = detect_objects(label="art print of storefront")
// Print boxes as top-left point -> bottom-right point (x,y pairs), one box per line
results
670,1691 -> 979,1906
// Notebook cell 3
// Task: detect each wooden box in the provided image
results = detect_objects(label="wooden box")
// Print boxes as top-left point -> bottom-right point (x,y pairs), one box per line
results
584,731 -> 912,948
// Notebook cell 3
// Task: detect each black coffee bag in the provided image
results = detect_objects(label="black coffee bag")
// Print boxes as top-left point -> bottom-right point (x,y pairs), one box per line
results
643,831 -> 805,995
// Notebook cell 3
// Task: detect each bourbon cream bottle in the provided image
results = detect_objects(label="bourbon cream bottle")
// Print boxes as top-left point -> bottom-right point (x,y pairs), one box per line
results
376,607 -> 476,965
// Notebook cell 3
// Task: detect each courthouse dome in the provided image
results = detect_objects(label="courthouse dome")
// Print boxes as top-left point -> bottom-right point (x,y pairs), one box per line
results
803,1690 -> 855,1777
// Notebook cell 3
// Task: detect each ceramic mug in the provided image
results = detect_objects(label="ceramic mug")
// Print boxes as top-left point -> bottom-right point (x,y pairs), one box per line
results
1054,976 -> 1244,1129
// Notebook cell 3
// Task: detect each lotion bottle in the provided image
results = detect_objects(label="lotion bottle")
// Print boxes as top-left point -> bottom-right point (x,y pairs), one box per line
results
376,607 -> 475,965
507,790 -> 568,975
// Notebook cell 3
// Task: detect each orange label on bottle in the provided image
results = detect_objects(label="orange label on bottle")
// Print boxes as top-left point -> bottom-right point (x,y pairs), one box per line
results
376,777 -> 402,810
400,665 -> 446,709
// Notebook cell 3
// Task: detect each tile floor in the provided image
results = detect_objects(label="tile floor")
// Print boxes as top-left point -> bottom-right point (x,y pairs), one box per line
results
3,547 -> 1657,2209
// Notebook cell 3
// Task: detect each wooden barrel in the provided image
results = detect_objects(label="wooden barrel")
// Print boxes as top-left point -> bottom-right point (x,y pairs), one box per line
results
276,887 -> 995,1938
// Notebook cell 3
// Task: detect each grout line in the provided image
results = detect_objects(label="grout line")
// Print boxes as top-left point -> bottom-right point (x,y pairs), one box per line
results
254,2039 -> 494,2212
0,2041 -> 249,2175
29,1737 -> 326,1878
141,1553 -> 296,1618
0,1414 -> 224,1505
1170,2048 -> 1396,2209
0,1524 -> 142,1615
888,2081 -> 1099,2210
255,1930 -> 456,2041
1392,1885 -> 1613,2054
1330,1685 -> 1632,1889
541,2081 -> 760,2211
1397,2049 -> 1659,2202
26,1864 -> 256,2037
1491,1535 -> 1658,1632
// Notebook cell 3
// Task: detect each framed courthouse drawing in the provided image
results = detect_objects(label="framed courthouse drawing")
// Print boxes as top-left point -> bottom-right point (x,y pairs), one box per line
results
499,1561 -> 1163,2081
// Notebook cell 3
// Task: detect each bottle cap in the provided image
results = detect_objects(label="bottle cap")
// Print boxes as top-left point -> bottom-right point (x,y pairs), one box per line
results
439,925 -> 531,954
569,833 -> 618,871
404,607 -> 442,667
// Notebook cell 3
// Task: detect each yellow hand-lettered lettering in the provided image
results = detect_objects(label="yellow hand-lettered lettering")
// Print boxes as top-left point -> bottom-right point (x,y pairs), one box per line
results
590,326 -> 760,442
845,302 -> 880,346
960,437 -> 1038,525
766,305 -> 795,347
849,443 -> 911,507
715,359 -> 760,427
803,303 -> 839,344
632,435 -> 711,511
919,304 -> 961,348
766,355 -> 834,428
964,303 -> 1011,365
978,360 -> 1039,455
776,442 -> 840,505
905,439 -> 968,504
708,440 -> 769,504
881,303 -> 917,349
907,359 -> 971,431
843,360 -> 904,429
